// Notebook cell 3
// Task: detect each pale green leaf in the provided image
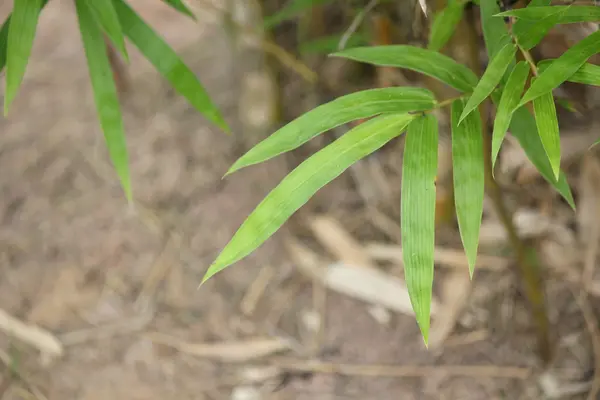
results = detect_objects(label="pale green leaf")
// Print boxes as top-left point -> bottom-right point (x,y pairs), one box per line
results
227,87 -> 435,174
163,0 -> 196,19
491,61 -> 529,168
479,0 -> 512,59
4,0 -> 42,115
112,0 -> 229,132
519,29 -> 600,107
533,90 -> 561,180
333,46 -> 478,93
511,4 -> 568,50
428,0 -> 466,52
87,0 -> 128,60
498,5 -> 600,24
401,114 -> 438,346
538,59 -> 600,86
76,0 -> 131,202
459,43 -> 516,123
451,99 -> 484,278
204,113 -> 416,283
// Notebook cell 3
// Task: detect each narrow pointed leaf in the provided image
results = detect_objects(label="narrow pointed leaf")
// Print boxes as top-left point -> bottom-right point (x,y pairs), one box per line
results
480,0 -> 512,59
76,0 -> 131,202
333,46 -> 478,93
87,0 -> 128,60
459,43 -> 516,123
538,59 -> 600,86
163,0 -> 196,19
204,113 -> 416,283
498,5 -> 600,25
491,61 -> 529,168
401,114 -> 438,345
532,90 -> 561,180
428,0 -> 466,52
451,100 -> 484,277
112,0 -> 229,132
511,4 -> 568,50
227,87 -> 435,174
4,0 -> 42,115
519,29 -> 600,107
263,0 -> 334,29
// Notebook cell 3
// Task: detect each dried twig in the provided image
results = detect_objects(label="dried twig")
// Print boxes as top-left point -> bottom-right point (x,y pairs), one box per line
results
0,308 -> 63,358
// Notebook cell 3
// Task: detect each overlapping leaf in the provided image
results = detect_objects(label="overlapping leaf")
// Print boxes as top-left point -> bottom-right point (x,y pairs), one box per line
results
333,45 -> 478,92
227,87 -> 436,174
538,59 -> 600,86
401,114 -> 438,345
428,0 -> 466,52
533,90 -> 561,180
75,0 -> 131,202
112,0 -> 229,132
87,0 -> 128,60
479,0 -> 512,59
163,0 -> 196,19
203,113 -> 416,283
498,5 -> 600,25
511,3 -> 568,50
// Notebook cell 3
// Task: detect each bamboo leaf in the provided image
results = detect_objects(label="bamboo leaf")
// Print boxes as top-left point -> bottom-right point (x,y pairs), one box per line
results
333,45 -> 478,93
112,0 -> 229,132
498,5 -> 600,24
479,0 -> 512,59
491,61 -> 529,168
263,0 -> 333,29
300,33 -> 367,55
459,43 -> 516,123
451,99 -> 484,278
533,90 -> 561,180
511,4 -> 568,50
401,114 -> 438,345
204,113 -> 416,283
4,0 -> 42,115
163,0 -> 196,19
87,0 -> 129,60
538,59 -> 600,86
75,0 -> 131,202
519,29 -> 600,107
428,0 -> 466,52
227,87 -> 436,174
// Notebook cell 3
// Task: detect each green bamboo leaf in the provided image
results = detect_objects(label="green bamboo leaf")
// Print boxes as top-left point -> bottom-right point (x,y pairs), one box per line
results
76,0 -> 131,202
459,43 -> 516,123
227,87 -> 436,174
491,61 -> 529,168
428,0 -> 466,52
498,5 -> 600,24
163,0 -> 196,19
511,4 -> 568,50
204,113 -> 416,283
519,29 -> 600,107
532,90 -> 561,180
4,0 -> 42,115
263,0 -> 333,29
300,33 -> 368,55
538,59 -> 600,86
112,0 -> 229,132
332,45 -> 478,93
451,99 -> 484,278
87,0 -> 128,60
401,114 -> 438,346
479,0 -> 512,59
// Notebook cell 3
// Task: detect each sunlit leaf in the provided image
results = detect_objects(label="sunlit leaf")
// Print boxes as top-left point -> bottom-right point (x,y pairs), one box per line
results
479,0 -> 512,59
538,59 -> 600,86
401,114 -> 438,346
428,0 -> 466,52
263,0 -> 333,29
87,0 -> 128,60
333,45 -> 478,92
76,0 -> 131,202
532,89 -> 561,180
4,0 -> 42,115
519,29 -> 600,106
112,0 -> 229,132
491,61 -> 529,168
163,0 -> 195,19
498,5 -> 600,25
511,4 -> 568,50
451,99 -> 484,278
459,43 -> 516,123
204,113 -> 416,283
227,87 -> 435,174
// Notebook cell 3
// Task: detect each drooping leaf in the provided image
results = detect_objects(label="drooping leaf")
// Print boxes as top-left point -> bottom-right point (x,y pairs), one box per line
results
204,113 -> 416,283
538,59 -> 600,86
263,0 -> 334,29
498,5 -> 600,25
428,0 -> 466,52
401,114 -> 438,346
459,43 -> 516,123
333,45 -> 478,93
451,99 -> 484,278
4,0 -> 42,115
112,0 -> 229,132
75,0 -> 131,202
479,0 -> 512,59
162,0 -> 196,19
491,61 -> 529,168
87,0 -> 129,60
511,3 -> 568,50
532,90 -> 561,180
227,87 -> 435,174
519,29 -> 600,107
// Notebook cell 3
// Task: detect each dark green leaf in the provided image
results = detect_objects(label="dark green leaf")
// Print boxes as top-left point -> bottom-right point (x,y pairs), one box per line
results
163,0 -> 196,19
333,45 -> 478,93
532,90 -> 561,180
538,59 -> 600,86
479,0 -> 512,59
428,0 -> 466,52
511,4 -> 568,50
75,0 -> 131,202
300,33 -> 368,55
227,87 -> 435,174
112,0 -> 229,132
491,61 -> 529,168
204,113 -> 416,283
451,99 -> 484,277
87,0 -> 128,60
498,5 -> 600,24
263,0 -> 333,29
401,114 -> 438,345
459,43 -> 516,123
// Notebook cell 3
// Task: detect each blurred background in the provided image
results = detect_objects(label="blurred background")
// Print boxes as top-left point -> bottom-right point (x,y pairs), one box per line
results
1,0 -> 600,398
